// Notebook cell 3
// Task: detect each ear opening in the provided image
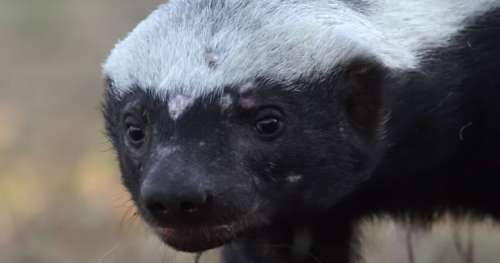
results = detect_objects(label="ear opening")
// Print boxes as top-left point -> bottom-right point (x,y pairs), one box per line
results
342,59 -> 389,141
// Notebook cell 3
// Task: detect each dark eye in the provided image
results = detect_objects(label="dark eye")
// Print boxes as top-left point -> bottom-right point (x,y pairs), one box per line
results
123,106 -> 148,149
255,117 -> 283,138
127,125 -> 146,144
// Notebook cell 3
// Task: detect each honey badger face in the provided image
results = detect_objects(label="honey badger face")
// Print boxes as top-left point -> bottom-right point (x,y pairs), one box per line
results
103,0 -> 391,253
103,66 -> 387,252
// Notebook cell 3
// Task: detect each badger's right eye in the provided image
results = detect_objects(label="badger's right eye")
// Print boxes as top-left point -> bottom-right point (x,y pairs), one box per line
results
124,115 -> 147,148
127,125 -> 146,144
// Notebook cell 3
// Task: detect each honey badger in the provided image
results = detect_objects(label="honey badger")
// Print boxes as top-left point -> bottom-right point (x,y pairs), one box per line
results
102,0 -> 500,262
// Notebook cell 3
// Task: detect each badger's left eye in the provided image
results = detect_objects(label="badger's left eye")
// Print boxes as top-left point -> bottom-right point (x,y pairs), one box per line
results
256,118 -> 281,135
254,109 -> 284,139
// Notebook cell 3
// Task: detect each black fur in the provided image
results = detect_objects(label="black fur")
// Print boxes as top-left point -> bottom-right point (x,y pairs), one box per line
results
103,7 -> 500,263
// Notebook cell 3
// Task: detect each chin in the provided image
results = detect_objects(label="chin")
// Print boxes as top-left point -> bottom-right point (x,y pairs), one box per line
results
154,221 -> 254,253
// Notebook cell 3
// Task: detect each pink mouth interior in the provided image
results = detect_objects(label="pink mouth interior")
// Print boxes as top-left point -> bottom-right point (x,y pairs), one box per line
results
159,228 -> 177,238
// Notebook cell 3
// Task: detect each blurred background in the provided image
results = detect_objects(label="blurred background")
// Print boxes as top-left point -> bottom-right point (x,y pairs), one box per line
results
0,1 -> 499,263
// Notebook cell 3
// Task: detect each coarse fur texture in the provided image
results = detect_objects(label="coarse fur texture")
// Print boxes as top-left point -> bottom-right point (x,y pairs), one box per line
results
103,0 -> 499,98
103,0 -> 500,262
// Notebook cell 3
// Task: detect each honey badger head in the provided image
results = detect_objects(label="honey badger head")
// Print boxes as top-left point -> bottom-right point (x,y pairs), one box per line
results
102,0 -> 496,253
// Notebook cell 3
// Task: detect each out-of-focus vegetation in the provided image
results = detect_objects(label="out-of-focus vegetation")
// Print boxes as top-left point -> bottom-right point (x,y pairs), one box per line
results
1,1 -> 499,263
0,1 -> 203,262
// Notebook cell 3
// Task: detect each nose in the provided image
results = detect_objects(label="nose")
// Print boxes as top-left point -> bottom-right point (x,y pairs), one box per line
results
141,181 -> 212,224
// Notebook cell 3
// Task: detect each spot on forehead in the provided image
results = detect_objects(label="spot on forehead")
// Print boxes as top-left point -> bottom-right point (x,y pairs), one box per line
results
169,94 -> 195,120
237,81 -> 258,109
220,94 -> 233,111
239,81 -> 256,95
239,97 -> 257,110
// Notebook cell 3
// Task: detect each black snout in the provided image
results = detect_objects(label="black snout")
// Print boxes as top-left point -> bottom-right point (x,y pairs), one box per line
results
141,177 -> 213,225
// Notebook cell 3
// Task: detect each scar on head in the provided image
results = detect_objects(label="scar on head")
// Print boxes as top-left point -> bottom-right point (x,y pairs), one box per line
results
204,48 -> 220,69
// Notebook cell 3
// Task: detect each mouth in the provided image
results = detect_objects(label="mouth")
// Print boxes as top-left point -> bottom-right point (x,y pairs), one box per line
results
155,221 -> 251,252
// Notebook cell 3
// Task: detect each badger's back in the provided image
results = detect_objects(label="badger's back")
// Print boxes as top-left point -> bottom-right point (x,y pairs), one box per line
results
103,0 -> 500,98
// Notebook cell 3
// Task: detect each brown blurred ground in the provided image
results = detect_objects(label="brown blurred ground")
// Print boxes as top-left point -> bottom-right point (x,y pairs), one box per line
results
0,1 -> 499,263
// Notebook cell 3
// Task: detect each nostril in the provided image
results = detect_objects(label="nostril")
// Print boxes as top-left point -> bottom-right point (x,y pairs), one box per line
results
147,201 -> 169,215
142,185 -> 213,220
179,192 -> 213,214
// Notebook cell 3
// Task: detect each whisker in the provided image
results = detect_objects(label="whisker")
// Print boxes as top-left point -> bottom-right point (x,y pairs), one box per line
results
97,243 -> 121,263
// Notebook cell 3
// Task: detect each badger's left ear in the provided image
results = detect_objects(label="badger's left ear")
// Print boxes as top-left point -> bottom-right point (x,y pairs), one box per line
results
340,59 -> 389,141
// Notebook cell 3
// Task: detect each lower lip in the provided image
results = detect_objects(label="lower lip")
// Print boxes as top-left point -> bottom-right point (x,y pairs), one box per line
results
158,224 -> 231,238
156,224 -> 239,252
159,227 -> 177,238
